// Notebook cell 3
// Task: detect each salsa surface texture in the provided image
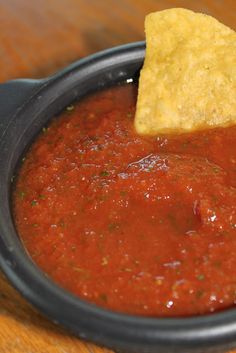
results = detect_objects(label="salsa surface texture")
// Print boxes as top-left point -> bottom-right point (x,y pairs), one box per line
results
14,84 -> 236,317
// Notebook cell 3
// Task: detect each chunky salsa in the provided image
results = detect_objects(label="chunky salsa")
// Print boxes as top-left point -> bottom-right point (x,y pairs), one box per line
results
14,84 -> 236,317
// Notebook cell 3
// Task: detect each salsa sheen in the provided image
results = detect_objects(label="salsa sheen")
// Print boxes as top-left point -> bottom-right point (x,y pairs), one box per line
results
14,84 -> 236,317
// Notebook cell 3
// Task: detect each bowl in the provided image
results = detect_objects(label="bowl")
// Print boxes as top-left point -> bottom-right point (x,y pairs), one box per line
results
0,42 -> 236,353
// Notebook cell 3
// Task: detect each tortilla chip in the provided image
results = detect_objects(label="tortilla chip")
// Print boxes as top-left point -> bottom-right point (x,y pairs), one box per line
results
135,8 -> 236,134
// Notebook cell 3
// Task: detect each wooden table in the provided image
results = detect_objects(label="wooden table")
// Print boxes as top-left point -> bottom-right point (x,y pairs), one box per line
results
0,1 -> 235,352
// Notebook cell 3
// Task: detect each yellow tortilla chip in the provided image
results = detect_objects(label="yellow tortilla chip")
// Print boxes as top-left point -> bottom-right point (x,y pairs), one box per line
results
135,8 -> 236,134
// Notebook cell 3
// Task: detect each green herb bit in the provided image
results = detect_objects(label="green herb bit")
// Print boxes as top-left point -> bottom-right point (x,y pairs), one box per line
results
99,293 -> 108,303
139,233 -> 145,240
212,167 -> 220,174
98,195 -> 107,202
32,223 -> 38,228
211,194 -> 218,203
108,222 -> 120,232
181,142 -> 189,148
196,290 -> 204,298
197,274 -> 205,281
120,191 -> 127,197
100,170 -> 109,177
31,200 -> 38,206
19,191 -> 26,200
213,261 -> 222,268
59,221 -> 65,228
127,112 -> 133,119
74,268 -> 90,280
66,104 -> 74,112
39,194 -> 46,200
168,214 -> 178,228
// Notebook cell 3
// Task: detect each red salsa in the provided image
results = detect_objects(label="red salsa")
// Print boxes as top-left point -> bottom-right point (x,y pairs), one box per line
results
14,84 -> 236,317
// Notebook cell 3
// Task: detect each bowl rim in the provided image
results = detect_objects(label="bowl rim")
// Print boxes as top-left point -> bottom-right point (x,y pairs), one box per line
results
0,41 -> 236,352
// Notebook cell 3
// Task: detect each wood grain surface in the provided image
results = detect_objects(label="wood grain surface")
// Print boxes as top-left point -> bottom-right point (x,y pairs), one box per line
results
0,1 -> 235,352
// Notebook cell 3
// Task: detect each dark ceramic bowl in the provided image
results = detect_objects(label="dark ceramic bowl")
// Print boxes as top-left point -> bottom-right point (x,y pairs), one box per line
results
0,42 -> 236,353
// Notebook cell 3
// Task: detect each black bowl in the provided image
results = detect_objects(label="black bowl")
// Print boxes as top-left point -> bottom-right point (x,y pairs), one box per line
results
0,42 -> 236,353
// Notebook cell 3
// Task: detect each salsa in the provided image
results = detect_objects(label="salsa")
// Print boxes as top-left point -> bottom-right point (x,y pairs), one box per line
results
13,84 -> 236,317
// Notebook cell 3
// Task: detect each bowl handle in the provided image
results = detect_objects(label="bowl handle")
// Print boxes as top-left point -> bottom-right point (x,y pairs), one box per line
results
0,79 -> 45,138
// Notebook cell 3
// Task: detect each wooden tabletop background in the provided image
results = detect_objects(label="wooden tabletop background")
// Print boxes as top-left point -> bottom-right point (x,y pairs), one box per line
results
0,0 -> 235,352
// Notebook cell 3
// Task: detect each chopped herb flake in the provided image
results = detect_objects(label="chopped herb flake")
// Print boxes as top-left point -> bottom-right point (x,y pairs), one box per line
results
120,190 -> 127,197
197,274 -> 205,281
196,290 -> 204,298
99,293 -> 108,302
108,223 -> 119,232
100,171 -> 109,177
19,191 -> 26,200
